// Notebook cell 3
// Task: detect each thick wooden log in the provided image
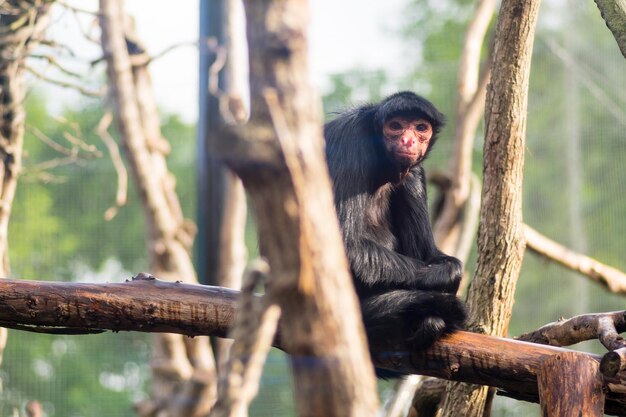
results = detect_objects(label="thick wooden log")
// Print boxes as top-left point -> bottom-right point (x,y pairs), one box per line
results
538,352 -> 605,417
0,275 -> 237,337
1,278 -> 626,415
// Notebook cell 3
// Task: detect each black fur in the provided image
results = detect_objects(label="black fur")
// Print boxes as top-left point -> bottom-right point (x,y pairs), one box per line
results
324,92 -> 466,373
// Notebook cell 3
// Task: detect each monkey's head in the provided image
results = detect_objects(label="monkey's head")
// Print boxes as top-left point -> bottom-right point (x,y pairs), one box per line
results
374,92 -> 445,173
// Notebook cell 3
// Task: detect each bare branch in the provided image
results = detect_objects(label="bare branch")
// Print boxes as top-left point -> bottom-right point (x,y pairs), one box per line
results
150,40 -> 198,63
517,310 -> 626,378
29,54 -> 84,78
432,0 -> 495,255
211,261 -> 281,417
384,375 -> 426,417
440,0 -> 541,415
95,111 -> 128,220
517,310 -> 626,348
593,0 -> 626,59
524,224 -> 626,294
27,125 -> 77,156
57,1 -> 100,16
26,66 -> 102,97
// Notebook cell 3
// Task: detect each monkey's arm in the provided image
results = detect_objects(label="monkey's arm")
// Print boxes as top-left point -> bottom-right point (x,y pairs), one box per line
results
346,237 -> 461,294
389,168 -> 463,293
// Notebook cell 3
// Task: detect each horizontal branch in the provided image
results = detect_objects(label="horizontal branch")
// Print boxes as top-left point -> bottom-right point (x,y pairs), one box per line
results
0,274 -> 237,337
517,310 -> 626,349
517,310 -> 626,378
525,224 -> 626,293
1,277 -> 626,415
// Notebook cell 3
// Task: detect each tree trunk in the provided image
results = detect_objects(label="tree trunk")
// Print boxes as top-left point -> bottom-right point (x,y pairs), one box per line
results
217,1 -> 381,416
0,0 -> 53,367
439,1 -> 541,416
99,1 -> 216,415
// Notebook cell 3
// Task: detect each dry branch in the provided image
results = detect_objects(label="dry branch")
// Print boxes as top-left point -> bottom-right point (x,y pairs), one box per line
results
593,0 -> 626,59
518,310 -> 626,378
0,275 -> 237,337
211,262 -> 281,417
95,111 -> 128,220
517,310 -> 626,348
432,0 -> 494,257
2,277 -> 626,415
525,224 -> 626,293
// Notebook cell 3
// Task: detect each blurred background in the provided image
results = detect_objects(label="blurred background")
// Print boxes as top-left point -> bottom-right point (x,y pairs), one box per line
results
2,0 -> 626,416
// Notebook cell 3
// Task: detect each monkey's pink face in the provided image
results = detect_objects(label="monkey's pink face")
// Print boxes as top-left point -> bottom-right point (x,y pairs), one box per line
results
382,116 -> 433,168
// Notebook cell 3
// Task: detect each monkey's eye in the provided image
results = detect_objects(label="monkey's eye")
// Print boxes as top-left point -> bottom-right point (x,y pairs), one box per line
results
416,123 -> 430,132
388,121 -> 403,130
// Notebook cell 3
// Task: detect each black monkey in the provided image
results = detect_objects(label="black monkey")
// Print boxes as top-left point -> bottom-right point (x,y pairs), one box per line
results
324,91 -> 466,360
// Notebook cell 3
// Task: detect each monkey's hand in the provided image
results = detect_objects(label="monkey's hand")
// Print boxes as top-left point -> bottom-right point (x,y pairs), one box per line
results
416,256 -> 463,294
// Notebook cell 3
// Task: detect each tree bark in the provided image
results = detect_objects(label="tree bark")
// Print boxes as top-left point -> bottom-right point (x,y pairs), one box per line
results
0,0 -> 53,367
593,0 -> 626,59
215,1 -> 381,416
439,1 -> 541,416
99,1 -> 216,415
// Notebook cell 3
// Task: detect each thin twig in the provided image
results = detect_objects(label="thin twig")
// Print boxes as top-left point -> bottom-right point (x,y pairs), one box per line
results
56,0 -> 100,16
27,125 -> 76,156
29,54 -> 84,78
27,66 -> 102,97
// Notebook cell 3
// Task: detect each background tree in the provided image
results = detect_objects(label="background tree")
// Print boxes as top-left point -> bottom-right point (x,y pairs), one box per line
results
439,0 -> 540,415
99,0 -> 217,415
0,0 -> 53,369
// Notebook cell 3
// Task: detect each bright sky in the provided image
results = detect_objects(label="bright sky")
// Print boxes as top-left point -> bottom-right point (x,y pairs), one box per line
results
44,0 -> 408,123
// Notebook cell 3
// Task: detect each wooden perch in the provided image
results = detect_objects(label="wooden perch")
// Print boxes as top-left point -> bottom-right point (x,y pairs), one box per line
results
525,224 -> 626,293
0,274 -> 237,337
2,277 -> 626,415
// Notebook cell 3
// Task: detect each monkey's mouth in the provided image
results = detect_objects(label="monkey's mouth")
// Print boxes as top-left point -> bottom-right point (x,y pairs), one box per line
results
395,153 -> 421,170
396,151 -> 421,163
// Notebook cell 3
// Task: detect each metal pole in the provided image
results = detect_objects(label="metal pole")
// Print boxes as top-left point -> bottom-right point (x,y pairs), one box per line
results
196,0 -> 227,285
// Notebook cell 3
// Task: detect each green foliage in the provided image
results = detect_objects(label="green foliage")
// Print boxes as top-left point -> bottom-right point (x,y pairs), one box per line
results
3,94 -> 197,416
9,97 -> 197,280
2,331 -> 150,417
322,70 -> 389,116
